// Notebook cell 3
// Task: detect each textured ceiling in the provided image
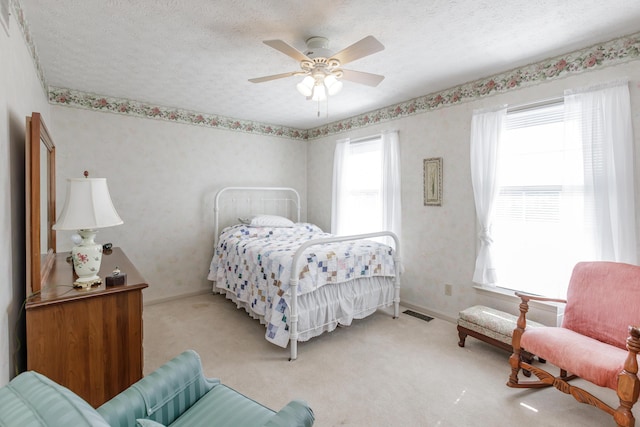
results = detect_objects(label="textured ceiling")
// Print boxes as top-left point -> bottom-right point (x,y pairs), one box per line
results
19,0 -> 640,129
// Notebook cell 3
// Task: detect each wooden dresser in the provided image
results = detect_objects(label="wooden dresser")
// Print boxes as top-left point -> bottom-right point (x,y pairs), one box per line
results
26,247 -> 148,407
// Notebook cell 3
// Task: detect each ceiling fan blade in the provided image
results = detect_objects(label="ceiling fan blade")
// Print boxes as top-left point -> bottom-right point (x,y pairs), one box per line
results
330,36 -> 384,65
340,69 -> 385,87
263,40 -> 311,62
248,71 -> 299,83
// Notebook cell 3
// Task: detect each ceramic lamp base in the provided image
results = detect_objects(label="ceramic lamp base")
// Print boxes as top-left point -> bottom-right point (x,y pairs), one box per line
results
71,229 -> 103,287
73,277 -> 102,289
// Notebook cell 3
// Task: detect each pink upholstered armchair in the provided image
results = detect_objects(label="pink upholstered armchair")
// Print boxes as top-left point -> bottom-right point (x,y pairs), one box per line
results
507,261 -> 640,427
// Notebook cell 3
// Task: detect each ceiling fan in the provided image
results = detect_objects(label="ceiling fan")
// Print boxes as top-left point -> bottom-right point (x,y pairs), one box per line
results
249,35 -> 385,101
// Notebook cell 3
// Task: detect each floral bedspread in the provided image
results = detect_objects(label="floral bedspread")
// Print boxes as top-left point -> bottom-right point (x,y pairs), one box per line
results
208,223 -> 396,347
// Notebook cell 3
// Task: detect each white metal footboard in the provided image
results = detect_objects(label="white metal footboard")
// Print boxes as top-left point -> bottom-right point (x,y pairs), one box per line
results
288,231 -> 401,361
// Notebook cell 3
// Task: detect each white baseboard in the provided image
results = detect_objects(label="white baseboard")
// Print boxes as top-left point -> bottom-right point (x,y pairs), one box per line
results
144,288 -> 211,306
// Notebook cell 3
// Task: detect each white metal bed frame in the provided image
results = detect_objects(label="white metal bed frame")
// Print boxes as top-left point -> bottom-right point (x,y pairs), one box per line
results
213,186 -> 401,360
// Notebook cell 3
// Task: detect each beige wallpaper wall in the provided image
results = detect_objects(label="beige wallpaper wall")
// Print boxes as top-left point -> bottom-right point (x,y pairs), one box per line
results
52,107 -> 307,303
307,61 -> 640,323
1,15 -> 51,383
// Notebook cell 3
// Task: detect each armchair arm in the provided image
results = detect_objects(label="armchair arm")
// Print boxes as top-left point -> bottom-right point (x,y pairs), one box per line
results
514,291 -> 567,305
263,399 -> 315,427
508,291 -> 566,385
513,291 -> 566,333
98,350 -> 219,427
512,292 -> 565,334
509,292 -> 565,354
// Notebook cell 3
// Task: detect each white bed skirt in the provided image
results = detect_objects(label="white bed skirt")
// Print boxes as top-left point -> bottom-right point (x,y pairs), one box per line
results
212,277 -> 395,347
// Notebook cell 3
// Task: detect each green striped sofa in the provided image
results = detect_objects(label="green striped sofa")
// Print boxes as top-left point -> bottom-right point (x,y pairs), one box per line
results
0,350 -> 314,427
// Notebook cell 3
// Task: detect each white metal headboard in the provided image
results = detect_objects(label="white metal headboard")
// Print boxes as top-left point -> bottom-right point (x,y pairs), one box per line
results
213,186 -> 301,246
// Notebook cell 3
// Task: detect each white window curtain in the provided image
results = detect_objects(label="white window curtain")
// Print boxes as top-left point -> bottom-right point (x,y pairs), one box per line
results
331,138 -> 350,235
564,80 -> 638,264
331,131 -> 402,247
381,130 -> 402,247
470,105 -> 507,285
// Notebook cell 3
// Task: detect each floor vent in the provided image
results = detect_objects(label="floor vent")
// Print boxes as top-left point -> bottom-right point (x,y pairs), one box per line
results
403,310 -> 433,322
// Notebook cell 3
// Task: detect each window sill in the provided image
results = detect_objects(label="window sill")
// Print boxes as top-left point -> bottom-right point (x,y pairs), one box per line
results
473,285 -> 565,326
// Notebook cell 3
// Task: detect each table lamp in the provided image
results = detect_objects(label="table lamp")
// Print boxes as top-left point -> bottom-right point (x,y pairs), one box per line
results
53,172 -> 123,288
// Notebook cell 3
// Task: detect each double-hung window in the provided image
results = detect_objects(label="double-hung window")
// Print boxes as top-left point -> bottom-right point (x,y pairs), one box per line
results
492,102 -> 591,297
482,81 -> 637,298
331,131 -> 401,246
336,138 -> 384,234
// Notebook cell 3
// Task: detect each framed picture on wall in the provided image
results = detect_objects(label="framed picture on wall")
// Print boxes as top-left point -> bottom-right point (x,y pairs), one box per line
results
423,157 -> 442,206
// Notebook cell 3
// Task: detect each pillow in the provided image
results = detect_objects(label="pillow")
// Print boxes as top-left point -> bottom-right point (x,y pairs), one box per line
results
250,214 -> 294,227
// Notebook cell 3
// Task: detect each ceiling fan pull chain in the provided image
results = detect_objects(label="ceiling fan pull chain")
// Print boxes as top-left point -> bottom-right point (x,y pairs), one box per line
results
326,97 -> 329,119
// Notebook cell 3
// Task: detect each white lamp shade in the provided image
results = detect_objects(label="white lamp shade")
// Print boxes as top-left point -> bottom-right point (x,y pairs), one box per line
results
311,84 -> 327,101
53,178 -> 123,231
296,76 -> 315,97
324,75 -> 343,96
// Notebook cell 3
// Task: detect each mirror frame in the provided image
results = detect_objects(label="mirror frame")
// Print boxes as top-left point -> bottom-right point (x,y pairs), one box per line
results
26,112 -> 56,295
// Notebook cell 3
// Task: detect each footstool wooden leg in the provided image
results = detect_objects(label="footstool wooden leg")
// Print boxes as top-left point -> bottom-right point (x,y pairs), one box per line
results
521,350 -> 534,377
521,350 -> 534,364
457,326 -> 467,347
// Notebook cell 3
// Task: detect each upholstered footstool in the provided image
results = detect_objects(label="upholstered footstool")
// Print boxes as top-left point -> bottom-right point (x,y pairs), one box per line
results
457,305 -> 544,374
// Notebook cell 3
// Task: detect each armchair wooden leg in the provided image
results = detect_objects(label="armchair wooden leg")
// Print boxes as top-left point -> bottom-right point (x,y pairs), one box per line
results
520,351 -> 535,378
508,351 -> 522,386
614,326 -> 640,427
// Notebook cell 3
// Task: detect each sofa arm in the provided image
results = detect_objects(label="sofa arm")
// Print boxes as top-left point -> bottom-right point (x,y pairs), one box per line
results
98,350 -> 219,427
263,399 -> 315,427
0,371 -> 111,427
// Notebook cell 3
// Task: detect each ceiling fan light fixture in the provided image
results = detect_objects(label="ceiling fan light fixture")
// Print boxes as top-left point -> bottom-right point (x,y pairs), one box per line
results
324,74 -> 343,96
253,36 -> 384,105
296,75 -> 315,97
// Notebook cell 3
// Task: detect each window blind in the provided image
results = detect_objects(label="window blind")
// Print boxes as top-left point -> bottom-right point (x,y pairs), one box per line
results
506,101 -> 564,129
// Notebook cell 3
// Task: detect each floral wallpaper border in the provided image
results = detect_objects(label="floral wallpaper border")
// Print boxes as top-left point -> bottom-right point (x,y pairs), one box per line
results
307,31 -> 640,139
48,87 -> 308,140
11,0 -> 47,92
12,0 -> 640,141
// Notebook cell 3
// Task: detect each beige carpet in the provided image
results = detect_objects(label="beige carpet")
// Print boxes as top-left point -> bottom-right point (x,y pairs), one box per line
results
143,293 -> 616,426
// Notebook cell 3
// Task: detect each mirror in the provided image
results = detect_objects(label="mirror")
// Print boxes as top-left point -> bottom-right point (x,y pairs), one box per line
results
26,112 -> 56,295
